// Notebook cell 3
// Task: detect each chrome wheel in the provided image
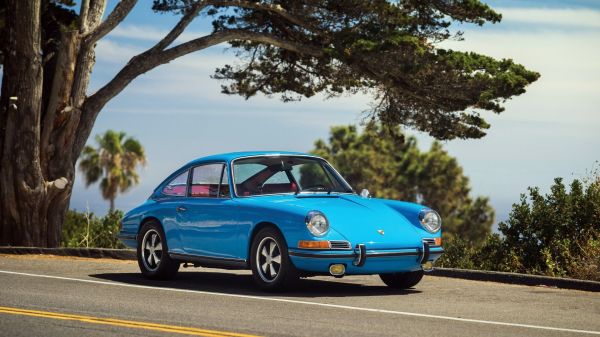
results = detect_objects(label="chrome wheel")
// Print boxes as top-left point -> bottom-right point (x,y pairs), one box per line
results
141,229 -> 163,272
256,236 -> 282,282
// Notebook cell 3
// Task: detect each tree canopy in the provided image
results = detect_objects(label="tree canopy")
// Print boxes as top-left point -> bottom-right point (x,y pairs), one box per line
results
153,0 -> 539,139
311,123 -> 494,244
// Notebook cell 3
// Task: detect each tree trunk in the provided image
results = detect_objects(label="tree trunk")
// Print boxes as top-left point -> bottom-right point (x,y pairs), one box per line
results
0,0 -> 58,246
0,0 -> 105,247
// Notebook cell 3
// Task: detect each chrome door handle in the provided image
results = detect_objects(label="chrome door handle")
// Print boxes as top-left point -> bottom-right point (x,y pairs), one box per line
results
176,206 -> 187,212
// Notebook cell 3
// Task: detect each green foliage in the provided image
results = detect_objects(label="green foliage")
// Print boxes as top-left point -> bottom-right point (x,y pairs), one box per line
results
439,176 -> 600,281
497,178 -> 600,277
61,209 -> 126,249
153,0 -> 539,140
435,237 -> 476,269
79,130 -> 147,211
311,123 -> 494,244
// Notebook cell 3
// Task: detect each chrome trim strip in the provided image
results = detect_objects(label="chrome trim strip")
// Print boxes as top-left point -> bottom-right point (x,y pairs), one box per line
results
367,251 -> 421,257
169,252 -> 247,269
288,249 -> 443,259
289,252 -> 356,259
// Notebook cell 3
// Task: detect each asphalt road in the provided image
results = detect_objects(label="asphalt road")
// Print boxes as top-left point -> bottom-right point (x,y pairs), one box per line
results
0,254 -> 599,337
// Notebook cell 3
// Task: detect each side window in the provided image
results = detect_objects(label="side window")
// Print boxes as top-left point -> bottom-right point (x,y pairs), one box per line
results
162,170 -> 188,197
191,164 -> 225,198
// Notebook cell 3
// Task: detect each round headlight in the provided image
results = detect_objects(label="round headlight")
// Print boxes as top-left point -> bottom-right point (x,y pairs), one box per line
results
305,211 -> 329,237
419,209 -> 442,233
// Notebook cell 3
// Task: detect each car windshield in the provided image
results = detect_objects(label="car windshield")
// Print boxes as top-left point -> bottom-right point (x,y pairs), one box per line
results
232,156 -> 353,197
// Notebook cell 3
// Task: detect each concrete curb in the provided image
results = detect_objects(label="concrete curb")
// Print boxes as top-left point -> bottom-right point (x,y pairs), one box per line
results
0,246 -> 135,260
429,267 -> 600,292
2,247 -> 599,292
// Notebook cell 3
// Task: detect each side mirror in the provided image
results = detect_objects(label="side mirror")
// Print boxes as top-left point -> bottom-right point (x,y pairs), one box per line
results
360,189 -> 370,198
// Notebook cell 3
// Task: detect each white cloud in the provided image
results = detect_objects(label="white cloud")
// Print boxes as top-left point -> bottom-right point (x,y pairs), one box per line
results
94,39 -> 143,64
441,29 -> 600,125
497,7 -> 600,29
109,24 -> 209,44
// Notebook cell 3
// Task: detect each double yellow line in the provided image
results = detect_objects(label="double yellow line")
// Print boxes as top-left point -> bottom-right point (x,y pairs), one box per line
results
0,306 -> 260,337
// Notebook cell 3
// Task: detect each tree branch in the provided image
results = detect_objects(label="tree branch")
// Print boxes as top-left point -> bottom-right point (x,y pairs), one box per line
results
84,0 -> 138,45
74,29 -> 324,158
151,1 -> 208,52
91,29 -> 323,109
207,1 -> 317,33
79,0 -> 90,33
162,29 -> 324,61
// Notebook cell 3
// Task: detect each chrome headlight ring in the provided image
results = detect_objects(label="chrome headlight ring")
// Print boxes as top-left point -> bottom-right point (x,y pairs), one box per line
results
305,210 -> 329,237
419,209 -> 442,233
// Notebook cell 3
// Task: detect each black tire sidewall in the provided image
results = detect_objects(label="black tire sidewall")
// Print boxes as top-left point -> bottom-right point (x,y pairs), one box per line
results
250,227 -> 297,291
137,220 -> 179,280
379,269 -> 424,289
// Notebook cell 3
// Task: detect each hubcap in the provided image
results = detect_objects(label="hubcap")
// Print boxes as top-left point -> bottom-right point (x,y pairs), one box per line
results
256,237 -> 282,283
141,229 -> 163,272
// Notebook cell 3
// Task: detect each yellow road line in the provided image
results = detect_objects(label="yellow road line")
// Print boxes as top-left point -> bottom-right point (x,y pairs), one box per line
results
0,306 -> 260,337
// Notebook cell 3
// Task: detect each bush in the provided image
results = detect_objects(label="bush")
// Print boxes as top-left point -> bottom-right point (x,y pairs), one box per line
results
439,177 -> 600,281
61,209 -> 126,249
436,237 -> 476,269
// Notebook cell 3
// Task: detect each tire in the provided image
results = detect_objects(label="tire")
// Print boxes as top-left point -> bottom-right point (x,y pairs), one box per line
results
250,227 -> 298,291
379,269 -> 424,289
137,220 -> 180,280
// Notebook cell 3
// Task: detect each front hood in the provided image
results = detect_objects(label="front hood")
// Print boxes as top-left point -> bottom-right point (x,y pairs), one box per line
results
243,194 -> 425,249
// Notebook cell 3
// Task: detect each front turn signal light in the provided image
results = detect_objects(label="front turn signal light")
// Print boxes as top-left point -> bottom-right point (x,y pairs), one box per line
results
434,237 -> 442,246
298,240 -> 331,249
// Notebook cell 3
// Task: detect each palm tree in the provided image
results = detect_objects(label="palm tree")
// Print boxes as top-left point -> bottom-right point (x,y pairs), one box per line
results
79,130 -> 146,211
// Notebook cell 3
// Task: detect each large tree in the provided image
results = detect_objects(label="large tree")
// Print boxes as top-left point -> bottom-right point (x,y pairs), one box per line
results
311,124 -> 494,244
0,0 -> 538,247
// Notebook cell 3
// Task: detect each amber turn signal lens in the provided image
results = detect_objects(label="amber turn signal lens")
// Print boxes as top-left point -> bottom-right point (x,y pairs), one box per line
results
298,240 -> 331,249
434,237 -> 442,246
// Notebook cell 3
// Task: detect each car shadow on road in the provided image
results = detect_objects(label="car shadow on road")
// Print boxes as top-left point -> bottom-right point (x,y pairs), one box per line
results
89,270 -> 421,298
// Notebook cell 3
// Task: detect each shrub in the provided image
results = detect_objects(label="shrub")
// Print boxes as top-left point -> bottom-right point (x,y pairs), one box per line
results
61,209 -> 126,249
436,237 -> 476,269
439,177 -> 600,281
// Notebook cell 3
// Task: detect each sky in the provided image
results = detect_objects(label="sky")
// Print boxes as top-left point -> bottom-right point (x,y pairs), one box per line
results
49,1 -> 600,229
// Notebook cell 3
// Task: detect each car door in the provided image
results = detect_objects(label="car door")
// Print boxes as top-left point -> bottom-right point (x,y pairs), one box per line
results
155,169 -> 190,254
176,163 -> 240,259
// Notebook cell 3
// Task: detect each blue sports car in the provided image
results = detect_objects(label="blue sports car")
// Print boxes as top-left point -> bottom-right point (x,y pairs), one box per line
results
119,151 -> 443,291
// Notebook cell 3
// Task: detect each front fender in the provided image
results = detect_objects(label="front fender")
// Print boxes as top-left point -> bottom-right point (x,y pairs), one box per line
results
381,199 -> 441,237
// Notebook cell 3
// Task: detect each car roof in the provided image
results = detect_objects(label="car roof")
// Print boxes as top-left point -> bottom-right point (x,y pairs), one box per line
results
186,151 -> 317,166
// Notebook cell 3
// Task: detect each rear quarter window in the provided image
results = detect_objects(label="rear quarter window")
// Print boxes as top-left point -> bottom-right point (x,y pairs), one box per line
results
162,170 -> 188,197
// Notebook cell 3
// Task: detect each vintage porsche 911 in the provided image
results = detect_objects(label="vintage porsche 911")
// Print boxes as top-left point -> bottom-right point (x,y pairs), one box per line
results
118,151 -> 443,291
